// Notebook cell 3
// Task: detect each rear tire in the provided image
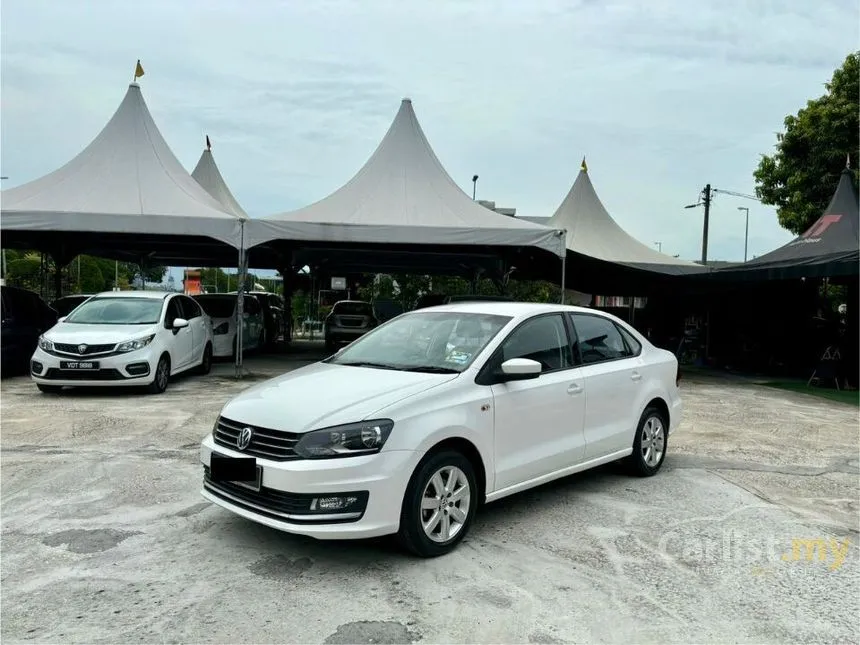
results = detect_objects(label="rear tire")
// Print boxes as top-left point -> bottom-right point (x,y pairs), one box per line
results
37,384 -> 62,394
197,343 -> 212,375
397,450 -> 477,558
627,405 -> 668,477
147,354 -> 170,394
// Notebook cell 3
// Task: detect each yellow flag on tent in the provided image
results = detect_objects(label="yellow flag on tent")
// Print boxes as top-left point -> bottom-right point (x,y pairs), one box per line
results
134,60 -> 145,80
581,156 -> 588,172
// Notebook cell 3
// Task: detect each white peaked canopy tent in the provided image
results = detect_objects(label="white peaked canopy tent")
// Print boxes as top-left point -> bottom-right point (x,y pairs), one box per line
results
190,138 -> 255,375
244,98 -> 566,260
191,141 -> 249,220
539,162 -> 706,275
1,83 -> 244,252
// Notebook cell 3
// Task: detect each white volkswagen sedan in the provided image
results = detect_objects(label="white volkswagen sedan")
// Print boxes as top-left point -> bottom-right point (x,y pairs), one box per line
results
199,302 -> 682,557
31,291 -> 214,394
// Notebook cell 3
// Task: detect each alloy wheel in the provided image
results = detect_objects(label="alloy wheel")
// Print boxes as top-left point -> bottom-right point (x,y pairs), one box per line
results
640,416 -> 665,467
156,358 -> 169,390
420,465 -> 471,543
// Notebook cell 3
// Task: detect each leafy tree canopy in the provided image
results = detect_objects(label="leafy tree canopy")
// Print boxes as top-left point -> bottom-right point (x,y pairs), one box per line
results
754,51 -> 860,235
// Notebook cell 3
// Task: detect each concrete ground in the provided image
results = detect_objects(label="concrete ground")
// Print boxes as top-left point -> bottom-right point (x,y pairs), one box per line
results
1,343 -> 858,644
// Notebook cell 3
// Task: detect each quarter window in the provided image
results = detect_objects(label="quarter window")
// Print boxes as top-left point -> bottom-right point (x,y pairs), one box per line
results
570,313 -> 632,364
499,314 -> 572,372
616,324 -> 642,356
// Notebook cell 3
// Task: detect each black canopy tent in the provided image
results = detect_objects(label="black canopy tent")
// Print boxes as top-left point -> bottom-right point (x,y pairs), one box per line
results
676,164 -> 859,383
706,165 -> 859,283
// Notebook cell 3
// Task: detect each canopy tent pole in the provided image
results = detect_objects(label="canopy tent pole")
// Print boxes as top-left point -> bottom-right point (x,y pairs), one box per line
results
559,229 -> 567,304
235,221 -> 246,379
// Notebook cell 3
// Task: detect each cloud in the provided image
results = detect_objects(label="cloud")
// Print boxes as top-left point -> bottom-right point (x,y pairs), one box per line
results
2,0 -> 857,268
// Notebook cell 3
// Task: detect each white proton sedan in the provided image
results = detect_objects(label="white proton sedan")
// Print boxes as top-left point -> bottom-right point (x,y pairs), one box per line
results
199,302 -> 682,557
31,291 -> 214,394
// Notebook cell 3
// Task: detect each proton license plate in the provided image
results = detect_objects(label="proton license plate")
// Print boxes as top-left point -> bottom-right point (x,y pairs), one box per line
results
210,452 -> 262,491
60,361 -> 99,370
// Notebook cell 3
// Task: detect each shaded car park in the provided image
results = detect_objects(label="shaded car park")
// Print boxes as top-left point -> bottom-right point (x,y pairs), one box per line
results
1,285 -> 58,375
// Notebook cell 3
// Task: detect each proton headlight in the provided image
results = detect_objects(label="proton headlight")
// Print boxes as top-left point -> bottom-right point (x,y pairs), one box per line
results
294,419 -> 394,459
38,336 -> 53,352
116,334 -> 156,353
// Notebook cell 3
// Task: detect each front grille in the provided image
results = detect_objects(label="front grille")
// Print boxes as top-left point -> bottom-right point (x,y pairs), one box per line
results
53,342 -> 117,356
43,368 -> 125,381
214,416 -> 301,461
203,466 -> 368,524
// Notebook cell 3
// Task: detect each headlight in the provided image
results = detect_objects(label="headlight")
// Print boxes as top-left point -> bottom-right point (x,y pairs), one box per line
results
116,334 -> 155,353
213,322 -> 229,335
294,419 -> 394,459
38,336 -> 53,352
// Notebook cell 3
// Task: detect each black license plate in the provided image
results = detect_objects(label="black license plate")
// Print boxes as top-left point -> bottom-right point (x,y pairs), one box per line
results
210,453 -> 261,491
60,360 -> 99,370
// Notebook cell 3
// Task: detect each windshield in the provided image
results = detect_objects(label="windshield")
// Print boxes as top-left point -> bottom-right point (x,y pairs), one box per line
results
194,296 -> 235,318
64,297 -> 164,325
326,311 -> 511,373
333,301 -> 374,316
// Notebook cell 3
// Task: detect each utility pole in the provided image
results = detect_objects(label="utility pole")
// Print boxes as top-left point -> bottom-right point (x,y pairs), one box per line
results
738,206 -> 750,262
701,184 -> 712,264
685,184 -> 713,264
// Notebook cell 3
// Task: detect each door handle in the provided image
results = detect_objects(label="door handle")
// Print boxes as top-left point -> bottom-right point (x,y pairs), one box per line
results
567,383 -> 583,395
631,371 -> 642,381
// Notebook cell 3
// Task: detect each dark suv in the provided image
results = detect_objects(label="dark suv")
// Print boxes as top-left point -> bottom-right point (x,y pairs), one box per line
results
1,286 -> 59,375
324,300 -> 378,350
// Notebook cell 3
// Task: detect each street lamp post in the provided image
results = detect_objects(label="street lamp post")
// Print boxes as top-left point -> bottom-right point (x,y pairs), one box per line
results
737,206 -> 750,262
654,241 -> 662,253
472,174 -> 479,200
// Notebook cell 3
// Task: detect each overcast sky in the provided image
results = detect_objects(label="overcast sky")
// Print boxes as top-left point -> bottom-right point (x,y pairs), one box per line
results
2,0 -> 857,278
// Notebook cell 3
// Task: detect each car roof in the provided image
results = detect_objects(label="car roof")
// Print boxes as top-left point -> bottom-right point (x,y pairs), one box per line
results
90,290 -> 171,300
411,301 -> 597,317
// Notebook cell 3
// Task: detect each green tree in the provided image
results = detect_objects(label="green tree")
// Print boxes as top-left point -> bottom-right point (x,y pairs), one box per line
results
754,51 -> 860,235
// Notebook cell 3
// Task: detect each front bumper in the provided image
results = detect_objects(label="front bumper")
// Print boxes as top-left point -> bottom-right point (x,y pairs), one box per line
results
30,346 -> 157,387
199,434 -> 418,540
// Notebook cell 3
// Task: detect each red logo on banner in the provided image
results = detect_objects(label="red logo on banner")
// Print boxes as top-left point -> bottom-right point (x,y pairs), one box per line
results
803,214 -> 842,239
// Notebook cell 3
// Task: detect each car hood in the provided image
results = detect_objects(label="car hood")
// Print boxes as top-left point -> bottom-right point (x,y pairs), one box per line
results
45,323 -> 159,344
219,361 -> 459,433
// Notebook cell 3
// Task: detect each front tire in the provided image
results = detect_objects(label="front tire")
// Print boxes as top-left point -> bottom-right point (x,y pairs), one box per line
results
147,354 -> 170,394
627,406 -> 668,476
37,384 -> 62,394
397,450 -> 477,558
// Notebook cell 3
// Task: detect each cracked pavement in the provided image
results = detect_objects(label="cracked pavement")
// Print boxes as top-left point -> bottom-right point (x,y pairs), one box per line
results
1,347 -> 858,644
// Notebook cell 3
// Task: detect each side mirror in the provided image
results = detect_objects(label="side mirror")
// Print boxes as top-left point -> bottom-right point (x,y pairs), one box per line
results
172,317 -> 189,331
498,358 -> 542,381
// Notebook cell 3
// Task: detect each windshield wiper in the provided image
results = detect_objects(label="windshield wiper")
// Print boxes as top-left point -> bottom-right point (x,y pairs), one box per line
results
398,365 -> 460,374
336,361 -> 399,370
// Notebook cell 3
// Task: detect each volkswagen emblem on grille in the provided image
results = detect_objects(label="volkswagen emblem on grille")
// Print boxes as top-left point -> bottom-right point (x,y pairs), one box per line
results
236,427 -> 254,451
77,344 -> 88,355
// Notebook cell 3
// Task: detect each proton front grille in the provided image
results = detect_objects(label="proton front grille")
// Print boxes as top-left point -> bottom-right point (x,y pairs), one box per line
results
53,342 -> 117,356
213,416 -> 301,461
